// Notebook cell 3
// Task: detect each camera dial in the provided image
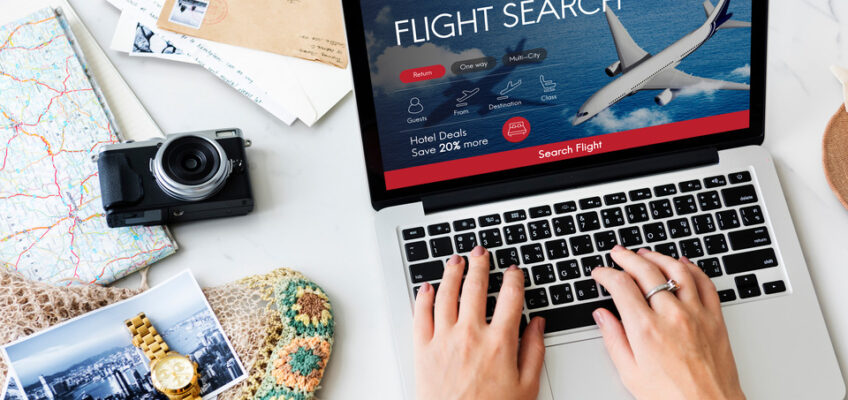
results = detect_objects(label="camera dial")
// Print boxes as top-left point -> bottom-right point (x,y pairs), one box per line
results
151,134 -> 232,202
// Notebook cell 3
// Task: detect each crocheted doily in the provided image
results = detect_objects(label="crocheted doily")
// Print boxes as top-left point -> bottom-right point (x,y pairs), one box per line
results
0,268 -> 334,400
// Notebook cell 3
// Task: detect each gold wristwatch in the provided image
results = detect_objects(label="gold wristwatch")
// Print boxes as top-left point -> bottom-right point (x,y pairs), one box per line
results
125,312 -> 202,400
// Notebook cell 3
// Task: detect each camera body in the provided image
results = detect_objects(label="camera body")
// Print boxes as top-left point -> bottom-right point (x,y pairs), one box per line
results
97,129 -> 254,227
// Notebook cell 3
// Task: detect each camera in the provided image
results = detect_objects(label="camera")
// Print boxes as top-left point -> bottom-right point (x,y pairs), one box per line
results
97,129 -> 254,227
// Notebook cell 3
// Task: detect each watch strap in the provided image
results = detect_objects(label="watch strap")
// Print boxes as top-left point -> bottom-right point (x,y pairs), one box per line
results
124,312 -> 170,361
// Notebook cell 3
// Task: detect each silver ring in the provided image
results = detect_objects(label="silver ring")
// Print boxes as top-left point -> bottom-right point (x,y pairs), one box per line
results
150,133 -> 232,202
644,279 -> 680,301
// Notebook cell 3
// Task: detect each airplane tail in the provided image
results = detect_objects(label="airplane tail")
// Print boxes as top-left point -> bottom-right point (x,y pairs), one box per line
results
703,0 -> 751,29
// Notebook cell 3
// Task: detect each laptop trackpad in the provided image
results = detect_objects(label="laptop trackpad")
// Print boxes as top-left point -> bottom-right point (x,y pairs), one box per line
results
544,338 -> 634,400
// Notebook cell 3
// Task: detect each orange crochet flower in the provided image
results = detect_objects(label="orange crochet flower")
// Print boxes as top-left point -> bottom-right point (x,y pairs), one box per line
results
272,336 -> 332,392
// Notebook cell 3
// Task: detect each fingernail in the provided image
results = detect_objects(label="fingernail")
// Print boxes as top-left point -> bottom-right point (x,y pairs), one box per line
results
680,256 -> 691,264
507,264 -> 518,271
422,282 -> 431,292
612,245 -> 624,252
592,310 -> 604,327
471,245 -> 485,257
637,248 -> 649,254
448,254 -> 461,265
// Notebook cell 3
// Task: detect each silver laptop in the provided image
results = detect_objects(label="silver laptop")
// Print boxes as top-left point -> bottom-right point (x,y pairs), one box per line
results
341,0 -> 845,398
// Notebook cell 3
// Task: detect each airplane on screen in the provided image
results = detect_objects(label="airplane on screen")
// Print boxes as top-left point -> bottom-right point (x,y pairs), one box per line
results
573,0 -> 752,126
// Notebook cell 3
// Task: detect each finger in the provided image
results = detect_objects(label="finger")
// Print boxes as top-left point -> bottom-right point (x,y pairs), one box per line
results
637,251 -> 700,306
413,282 -> 435,345
681,257 -> 722,315
491,265 -> 526,333
591,267 -> 653,321
611,246 -> 678,307
459,246 -> 491,323
434,254 -> 463,329
518,317 -> 547,388
592,307 -> 636,376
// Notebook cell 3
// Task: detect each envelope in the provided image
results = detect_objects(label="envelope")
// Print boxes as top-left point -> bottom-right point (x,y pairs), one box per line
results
156,0 -> 348,68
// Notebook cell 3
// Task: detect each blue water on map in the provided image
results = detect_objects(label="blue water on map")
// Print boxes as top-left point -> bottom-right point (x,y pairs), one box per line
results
360,0 -> 752,171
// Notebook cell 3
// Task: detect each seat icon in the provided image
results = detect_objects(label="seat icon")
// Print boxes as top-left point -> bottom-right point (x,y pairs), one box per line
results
540,75 -> 557,92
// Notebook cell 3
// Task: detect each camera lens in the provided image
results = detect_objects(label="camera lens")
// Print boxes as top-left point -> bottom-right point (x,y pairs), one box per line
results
152,134 -> 232,202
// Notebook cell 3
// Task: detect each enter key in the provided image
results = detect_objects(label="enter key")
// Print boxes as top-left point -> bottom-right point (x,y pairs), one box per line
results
728,226 -> 772,250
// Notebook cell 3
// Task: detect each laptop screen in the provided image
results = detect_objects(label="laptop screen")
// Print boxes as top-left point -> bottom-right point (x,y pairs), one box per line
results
358,0 -> 752,191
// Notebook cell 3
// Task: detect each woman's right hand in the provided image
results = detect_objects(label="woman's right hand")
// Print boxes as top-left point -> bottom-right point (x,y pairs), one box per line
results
591,246 -> 745,400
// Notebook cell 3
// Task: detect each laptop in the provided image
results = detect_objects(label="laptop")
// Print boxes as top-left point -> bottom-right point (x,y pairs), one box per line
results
341,0 -> 846,398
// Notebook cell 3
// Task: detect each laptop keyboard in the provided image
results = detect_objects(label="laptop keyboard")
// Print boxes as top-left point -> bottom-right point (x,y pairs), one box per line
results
399,169 -> 789,335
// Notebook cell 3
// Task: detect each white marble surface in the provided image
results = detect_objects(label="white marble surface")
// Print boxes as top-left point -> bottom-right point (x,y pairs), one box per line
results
69,0 -> 848,397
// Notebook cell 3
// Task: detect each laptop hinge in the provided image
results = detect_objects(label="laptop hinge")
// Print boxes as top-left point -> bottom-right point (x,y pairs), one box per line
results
422,147 -> 719,214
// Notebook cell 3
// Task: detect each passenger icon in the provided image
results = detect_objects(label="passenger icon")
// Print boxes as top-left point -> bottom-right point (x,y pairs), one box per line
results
408,97 -> 424,114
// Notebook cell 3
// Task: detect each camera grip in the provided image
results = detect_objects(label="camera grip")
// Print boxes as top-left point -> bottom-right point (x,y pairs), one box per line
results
97,152 -> 144,211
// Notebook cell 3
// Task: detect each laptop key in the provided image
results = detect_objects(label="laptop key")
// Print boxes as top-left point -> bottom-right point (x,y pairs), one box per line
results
718,289 -> 737,303
643,222 -> 667,243
529,205 -> 553,218
525,288 -> 549,310
728,227 -> 771,250
654,184 -> 677,197
409,260 -> 444,283
579,197 -> 603,209
728,171 -> 752,184
577,211 -> 601,232
593,231 -> 618,251
569,235 -> 594,256
601,207 -> 625,227
430,237 -> 453,257
521,244 -> 545,264
504,224 -> 528,244
544,239 -> 569,260
629,188 -> 653,201
697,258 -> 723,278
521,268 -> 531,287
723,248 -> 778,274
679,238 -> 704,259
402,227 -> 425,240
763,280 -> 787,294
625,203 -> 649,223
554,201 -> 577,214
667,218 -> 692,238
673,195 -> 698,215
428,223 -> 451,236
549,283 -> 575,304
655,243 -> 679,259
604,254 -> 621,270
486,296 -> 497,318
735,274 -> 761,298
405,241 -> 429,262
716,210 -> 740,230
532,264 -> 557,285
703,234 -> 729,255
479,229 -> 503,248
618,227 -> 643,247
479,214 -> 502,227
649,199 -> 674,219
454,233 -> 477,253
679,180 -> 702,192
495,248 -> 520,268
691,214 -> 716,234
556,260 -> 581,281
574,279 -> 600,300
604,192 -> 628,205
453,219 -> 476,231
488,272 -> 504,293
739,205 -> 764,226
531,299 -> 619,333
704,175 -> 727,188
581,255 -> 604,276
698,191 -> 722,211
528,220 -> 552,240
552,216 -> 576,236
504,210 -> 527,222
722,185 -> 758,207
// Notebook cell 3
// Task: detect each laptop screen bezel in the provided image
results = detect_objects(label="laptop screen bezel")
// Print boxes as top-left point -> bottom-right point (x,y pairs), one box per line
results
343,0 -> 768,211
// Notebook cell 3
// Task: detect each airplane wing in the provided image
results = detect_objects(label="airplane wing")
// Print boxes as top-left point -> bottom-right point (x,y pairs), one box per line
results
642,68 -> 750,91
605,7 -> 650,70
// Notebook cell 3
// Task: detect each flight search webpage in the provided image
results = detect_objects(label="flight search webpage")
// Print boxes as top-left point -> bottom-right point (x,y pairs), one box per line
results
361,0 -> 752,190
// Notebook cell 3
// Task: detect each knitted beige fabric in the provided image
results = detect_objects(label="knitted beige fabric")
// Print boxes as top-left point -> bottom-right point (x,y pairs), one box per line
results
0,267 -> 334,400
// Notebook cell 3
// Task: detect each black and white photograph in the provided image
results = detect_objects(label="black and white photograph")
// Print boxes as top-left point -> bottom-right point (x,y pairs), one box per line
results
2,271 -> 245,400
133,23 -> 183,56
2,377 -> 25,400
167,0 -> 209,29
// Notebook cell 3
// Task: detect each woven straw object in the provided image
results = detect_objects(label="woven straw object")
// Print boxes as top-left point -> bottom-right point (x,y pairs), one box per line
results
823,105 -> 848,210
0,268 -> 334,400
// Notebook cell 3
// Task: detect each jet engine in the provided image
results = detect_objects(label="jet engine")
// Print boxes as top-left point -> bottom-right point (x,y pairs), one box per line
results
605,61 -> 622,77
655,88 -> 676,106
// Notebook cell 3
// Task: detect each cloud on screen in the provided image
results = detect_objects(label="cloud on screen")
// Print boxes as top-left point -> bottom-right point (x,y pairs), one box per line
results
370,43 -> 485,93
589,107 -> 672,132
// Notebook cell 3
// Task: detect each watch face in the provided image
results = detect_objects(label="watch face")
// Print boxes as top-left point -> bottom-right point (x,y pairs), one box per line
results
151,354 -> 195,391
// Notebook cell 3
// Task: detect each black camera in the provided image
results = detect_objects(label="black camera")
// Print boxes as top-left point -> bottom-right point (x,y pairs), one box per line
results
97,129 -> 254,227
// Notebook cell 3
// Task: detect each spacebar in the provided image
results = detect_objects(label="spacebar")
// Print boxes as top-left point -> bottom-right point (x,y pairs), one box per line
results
530,299 -> 619,334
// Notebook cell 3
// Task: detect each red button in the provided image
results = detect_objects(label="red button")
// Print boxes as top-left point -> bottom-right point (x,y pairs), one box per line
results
503,117 -> 530,143
399,65 -> 446,83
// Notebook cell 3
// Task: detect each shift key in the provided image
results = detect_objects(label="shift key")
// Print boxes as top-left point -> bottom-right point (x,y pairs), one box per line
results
722,248 -> 778,275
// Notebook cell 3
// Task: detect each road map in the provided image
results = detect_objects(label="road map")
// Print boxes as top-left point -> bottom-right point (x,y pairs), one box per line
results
0,8 -> 175,285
